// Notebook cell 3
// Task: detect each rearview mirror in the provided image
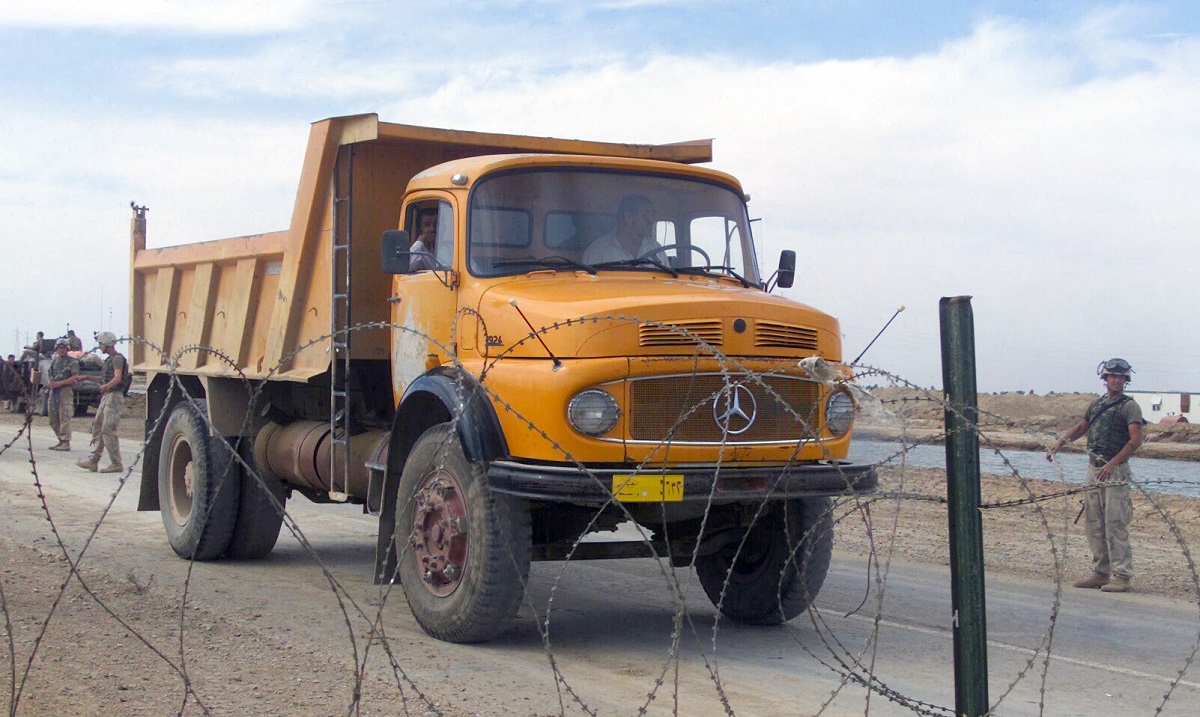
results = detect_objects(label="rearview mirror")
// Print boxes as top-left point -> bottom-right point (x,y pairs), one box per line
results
381,229 -> 411,274
775,249 -> 796,289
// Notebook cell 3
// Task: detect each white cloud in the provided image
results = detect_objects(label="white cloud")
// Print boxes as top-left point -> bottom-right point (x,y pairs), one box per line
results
0,0 -> 320,34
0,111 -> 307,346
142,41 -> 435,100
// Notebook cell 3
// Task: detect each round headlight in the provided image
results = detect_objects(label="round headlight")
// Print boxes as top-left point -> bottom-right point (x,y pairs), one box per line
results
568,389 -> 620,436
825,389 -> 855,436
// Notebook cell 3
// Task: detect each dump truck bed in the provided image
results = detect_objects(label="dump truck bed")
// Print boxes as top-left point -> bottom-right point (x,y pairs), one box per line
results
130,114 -> 713,382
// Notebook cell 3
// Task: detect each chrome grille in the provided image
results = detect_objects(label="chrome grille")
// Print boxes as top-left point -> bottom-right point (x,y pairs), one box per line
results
639,320 -> 723,347
755,321 -> 819,350
628,374 -> 821,443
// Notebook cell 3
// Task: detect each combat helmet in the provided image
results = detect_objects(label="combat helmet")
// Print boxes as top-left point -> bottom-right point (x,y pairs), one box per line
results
1097,357 -> 1133,382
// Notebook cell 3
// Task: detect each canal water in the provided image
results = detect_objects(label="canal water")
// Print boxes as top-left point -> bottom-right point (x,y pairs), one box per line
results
848,439 -> 1200,498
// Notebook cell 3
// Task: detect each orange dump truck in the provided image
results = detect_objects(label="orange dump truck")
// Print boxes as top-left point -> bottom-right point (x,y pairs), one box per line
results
131,113 -> 876,642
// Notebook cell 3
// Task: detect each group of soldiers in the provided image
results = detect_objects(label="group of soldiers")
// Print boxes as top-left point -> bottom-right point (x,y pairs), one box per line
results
12,330 -> 130,474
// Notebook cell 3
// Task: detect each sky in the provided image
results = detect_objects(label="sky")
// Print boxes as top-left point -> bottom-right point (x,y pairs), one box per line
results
2,0 -> 1198,394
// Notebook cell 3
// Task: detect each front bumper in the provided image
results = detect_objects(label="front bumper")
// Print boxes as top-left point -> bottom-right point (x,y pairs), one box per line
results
488,459 -> 877,504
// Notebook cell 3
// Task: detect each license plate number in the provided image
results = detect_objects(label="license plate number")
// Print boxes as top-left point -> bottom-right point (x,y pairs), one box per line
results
612,474 -> 684,502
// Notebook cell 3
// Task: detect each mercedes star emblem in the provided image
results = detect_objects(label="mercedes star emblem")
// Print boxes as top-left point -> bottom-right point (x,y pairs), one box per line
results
713,383 -> 758,435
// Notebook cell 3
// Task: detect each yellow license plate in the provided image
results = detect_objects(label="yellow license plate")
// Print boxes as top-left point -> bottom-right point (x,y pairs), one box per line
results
612,474 -> 685,502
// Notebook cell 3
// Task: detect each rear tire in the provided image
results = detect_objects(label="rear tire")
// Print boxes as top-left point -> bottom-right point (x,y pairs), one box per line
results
395,423 -> 531,643
224,440 -> 287,559
696,498 -> 833,625
158,399 -> 240,560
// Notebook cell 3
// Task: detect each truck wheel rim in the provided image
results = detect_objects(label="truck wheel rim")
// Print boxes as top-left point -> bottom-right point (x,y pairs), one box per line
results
409,470 -> 469,597
167,435 -> 195,525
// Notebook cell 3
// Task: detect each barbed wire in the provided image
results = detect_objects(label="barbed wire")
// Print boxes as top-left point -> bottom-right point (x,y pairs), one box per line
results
1,322 -> 1198,716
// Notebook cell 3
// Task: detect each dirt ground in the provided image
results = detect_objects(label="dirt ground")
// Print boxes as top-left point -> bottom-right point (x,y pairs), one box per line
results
2,389 -> 1198,714
0,535 -> 403,717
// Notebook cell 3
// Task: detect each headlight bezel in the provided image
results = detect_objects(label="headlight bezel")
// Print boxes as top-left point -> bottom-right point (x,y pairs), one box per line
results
567,389 -> 621,436
824,388 -> 855,436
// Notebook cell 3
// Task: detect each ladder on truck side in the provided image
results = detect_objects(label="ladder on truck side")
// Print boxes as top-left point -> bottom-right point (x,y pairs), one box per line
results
328,145 -> 354,501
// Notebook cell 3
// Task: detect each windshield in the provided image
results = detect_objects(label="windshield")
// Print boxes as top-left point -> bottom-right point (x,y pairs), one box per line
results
467,168 -> 761,283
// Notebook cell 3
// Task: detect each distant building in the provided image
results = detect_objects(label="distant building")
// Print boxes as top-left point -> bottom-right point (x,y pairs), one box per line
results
1126,390 -> 1193,424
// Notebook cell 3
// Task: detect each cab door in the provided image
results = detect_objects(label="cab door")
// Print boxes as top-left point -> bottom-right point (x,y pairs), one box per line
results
389,193 -> 461,400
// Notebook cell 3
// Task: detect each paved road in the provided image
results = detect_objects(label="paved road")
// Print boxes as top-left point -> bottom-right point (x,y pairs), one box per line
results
2,426 -> 1199,716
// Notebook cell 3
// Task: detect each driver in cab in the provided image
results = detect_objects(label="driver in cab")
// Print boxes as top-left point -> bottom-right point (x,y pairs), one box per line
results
582,194 -> 660,264
408,207 -> 441,272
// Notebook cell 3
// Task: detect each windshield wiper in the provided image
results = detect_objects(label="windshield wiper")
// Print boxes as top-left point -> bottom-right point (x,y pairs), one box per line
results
592,257 -> 679,277
492,256 -> 597,275
675,265 -> 751,288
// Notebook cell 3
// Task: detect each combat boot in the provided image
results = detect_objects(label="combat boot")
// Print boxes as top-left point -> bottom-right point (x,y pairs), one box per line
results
49,441 -> 70,452
1073,572 -> 1109,589
75,457 -> 98,472
99,463 -> 124,474
1100,576 -> 1132,593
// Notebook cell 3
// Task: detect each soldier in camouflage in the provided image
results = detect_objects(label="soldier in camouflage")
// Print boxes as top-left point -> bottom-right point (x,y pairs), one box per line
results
1046,358 -> 1144,593
47,338 -> 80,451
75,332 -> 129,474
24,331 -> 47,359
3,354 -> 22,411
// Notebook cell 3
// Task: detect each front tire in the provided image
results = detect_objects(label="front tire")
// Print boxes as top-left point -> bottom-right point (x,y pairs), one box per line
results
696,498 -> 833,625
395,423 -> 531,643
158,399 -> 240,560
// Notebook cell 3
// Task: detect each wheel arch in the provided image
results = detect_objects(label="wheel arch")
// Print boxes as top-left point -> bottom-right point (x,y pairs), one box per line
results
374,368 -> 508,584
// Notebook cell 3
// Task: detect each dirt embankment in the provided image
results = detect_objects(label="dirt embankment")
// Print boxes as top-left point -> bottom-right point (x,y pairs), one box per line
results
857,388 -> 1200,460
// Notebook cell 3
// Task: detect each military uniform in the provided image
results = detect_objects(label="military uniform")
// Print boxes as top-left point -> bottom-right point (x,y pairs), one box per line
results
1048,358 -> 1143,592
1082,394 -> 1143,581
47,352 -> 80,447
85,350 -> 129,471
2,359 -> 22,410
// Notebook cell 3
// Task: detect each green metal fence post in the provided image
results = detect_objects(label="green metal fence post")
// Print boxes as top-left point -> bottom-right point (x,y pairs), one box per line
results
939,296 -> 990,716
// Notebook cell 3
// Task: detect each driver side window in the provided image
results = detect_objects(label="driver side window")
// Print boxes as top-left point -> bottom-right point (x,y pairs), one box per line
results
406,200 -> 454,272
